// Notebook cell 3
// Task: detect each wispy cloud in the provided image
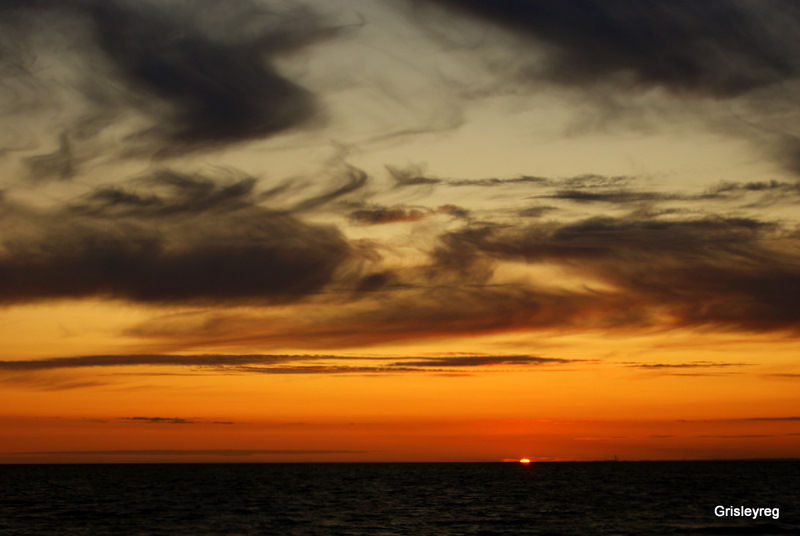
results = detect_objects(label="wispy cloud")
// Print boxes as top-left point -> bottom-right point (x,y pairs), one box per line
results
117,416 -> 236,425
740,416 -> 800,422
763,373 -> 800,379
397,355 -> 571,367
624,361 -> 750,369
676,416 -> 800,423
387,165 -> 442,187
121,416 -> 196,425
538,189 -> 685,204
349,207 -> 429,225
697,435 -> 773,439
448,176 -> 549,187
0,374 -> 110,391
71,170 -> 259,217
292,166 -> 369,211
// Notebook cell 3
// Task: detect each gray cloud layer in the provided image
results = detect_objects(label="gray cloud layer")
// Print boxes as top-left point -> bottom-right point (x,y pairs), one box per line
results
431,0 -> 800,97
0,170 -> 352,303
423,1 -> 800,176
432,215 -> 800,331
1,0 -> 336,157
1,2 -> 799,343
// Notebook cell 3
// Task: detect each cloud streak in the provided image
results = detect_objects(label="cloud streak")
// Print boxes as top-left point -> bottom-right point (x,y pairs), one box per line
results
0,354 -> 322,370
0,353 -> 574,376
398,355 -> 570,367
121,416 -> 195,424
349,207 -> 429,225
624,361 -> 750,369
14,449 -> 366,457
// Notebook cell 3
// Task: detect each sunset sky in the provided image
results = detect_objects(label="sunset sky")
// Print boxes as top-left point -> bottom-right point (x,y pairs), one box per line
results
1,0 -> 799,463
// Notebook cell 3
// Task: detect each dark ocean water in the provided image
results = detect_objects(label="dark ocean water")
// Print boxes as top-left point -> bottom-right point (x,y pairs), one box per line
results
0,461 -> 797,535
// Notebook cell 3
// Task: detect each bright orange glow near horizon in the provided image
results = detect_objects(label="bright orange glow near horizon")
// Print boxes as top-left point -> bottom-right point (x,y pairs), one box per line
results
1,0 -> 800,464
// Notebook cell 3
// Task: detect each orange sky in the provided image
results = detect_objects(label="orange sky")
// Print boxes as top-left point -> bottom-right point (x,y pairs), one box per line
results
1,0 -> 799,462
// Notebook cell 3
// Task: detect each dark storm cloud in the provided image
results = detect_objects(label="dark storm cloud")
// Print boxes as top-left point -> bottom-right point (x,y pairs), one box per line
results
1,0 -> 336,156
430,0 -> 800,97
0,171 -> 352,304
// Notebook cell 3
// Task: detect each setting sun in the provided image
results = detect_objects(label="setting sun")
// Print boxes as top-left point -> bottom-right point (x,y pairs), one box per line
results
519,458 -> 531,465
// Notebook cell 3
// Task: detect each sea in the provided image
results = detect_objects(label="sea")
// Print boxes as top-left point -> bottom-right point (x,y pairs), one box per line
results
0,461 -> 797,535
